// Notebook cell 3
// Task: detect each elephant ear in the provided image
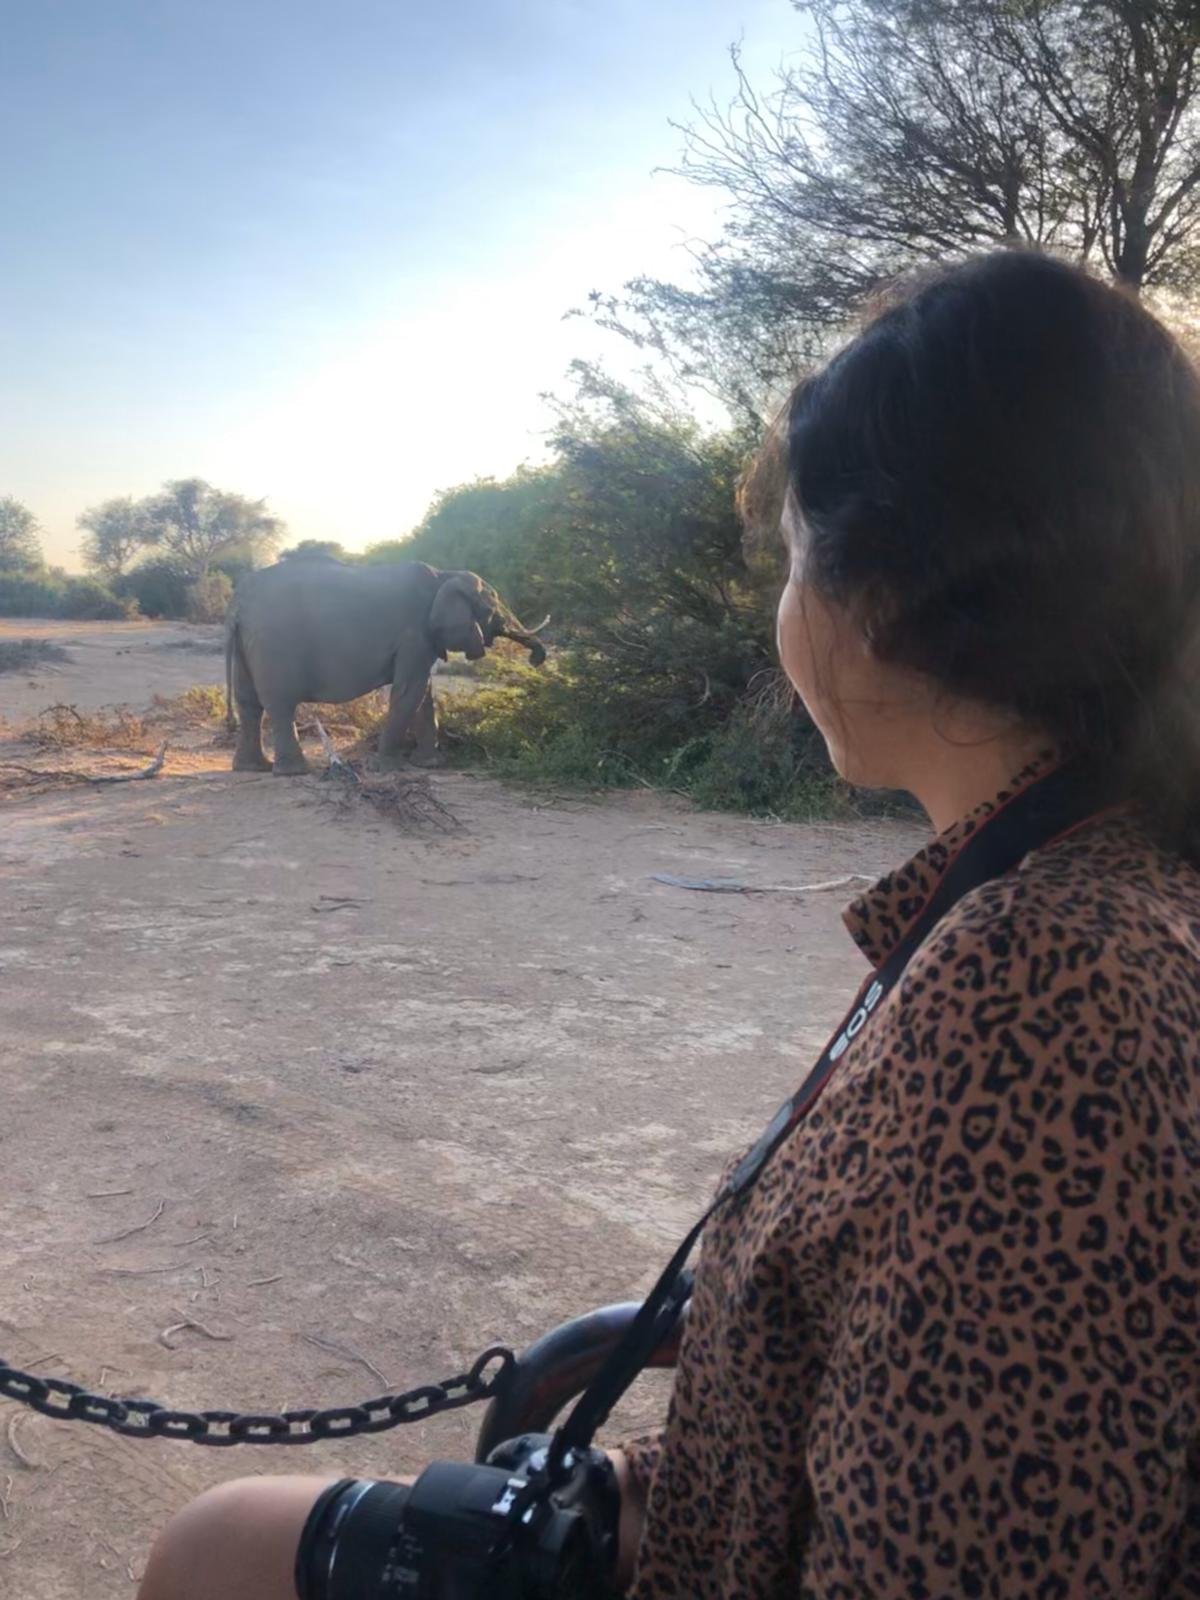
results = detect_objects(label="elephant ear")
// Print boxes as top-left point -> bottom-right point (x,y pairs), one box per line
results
429,573 -> 486,659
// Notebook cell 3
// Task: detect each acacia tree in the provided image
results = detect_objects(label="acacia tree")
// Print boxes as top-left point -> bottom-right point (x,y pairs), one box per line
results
142,478 -> 283,578
591,0 -> 1200,415
0,497 -> 44,569
78,497 -> 155,580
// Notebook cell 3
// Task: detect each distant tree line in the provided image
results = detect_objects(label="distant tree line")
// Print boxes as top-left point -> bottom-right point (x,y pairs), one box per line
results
0,480 -> 283,621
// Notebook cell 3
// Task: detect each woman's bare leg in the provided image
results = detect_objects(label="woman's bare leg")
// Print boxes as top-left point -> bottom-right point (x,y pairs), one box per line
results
138,1475 -> 341,1600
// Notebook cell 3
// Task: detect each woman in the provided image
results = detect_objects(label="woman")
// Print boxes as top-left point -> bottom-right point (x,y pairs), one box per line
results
139,249 -> 1200,1599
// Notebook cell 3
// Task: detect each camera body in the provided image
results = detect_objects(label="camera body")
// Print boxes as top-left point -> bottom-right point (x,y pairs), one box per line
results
301,1433 -> 621,1600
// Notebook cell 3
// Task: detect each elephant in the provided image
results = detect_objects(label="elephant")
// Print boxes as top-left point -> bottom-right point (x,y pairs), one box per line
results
223,560 -> 547,775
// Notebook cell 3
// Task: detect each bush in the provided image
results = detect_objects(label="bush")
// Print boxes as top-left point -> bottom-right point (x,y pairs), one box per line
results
665,690 -> 841,819
0,567 -> 135,620
0,570 -> 63,617
0,639 -> 70,674
30,703 -> 153,752
56,576 -> 136,620
117,559 -> 191,618
151,685 -> 227,723
184,571 -> 233,623
436,653 -> 840,817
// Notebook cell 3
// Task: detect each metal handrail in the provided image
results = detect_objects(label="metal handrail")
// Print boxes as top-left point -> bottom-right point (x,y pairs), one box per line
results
474,1298 -> 688,1462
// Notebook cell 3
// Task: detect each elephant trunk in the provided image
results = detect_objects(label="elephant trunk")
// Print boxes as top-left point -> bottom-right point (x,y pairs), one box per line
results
497,627 -> 547,668
488,604 -> 549,668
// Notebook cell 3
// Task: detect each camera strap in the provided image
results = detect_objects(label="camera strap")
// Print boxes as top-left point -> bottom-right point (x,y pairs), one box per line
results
546,756 -> 1113,1476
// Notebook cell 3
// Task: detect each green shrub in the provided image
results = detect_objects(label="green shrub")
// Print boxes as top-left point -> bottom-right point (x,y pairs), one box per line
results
437,652 -> 843,817
184,571 -> 233,623
117,559 -> 191,618
669,699 -> 842,820
0,568 -> 134,620
0,569 -> 63,617
56,576 -> 136,620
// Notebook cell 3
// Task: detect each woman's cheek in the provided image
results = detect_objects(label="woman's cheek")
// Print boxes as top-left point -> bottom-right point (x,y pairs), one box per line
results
777,578 -> 854,773
777,578 -> 836,720
776,578 -> 809,699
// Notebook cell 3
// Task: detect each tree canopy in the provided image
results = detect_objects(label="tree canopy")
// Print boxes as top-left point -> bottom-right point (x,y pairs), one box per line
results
141,478 -> 283,577
0,497 -> 44,570
78,497 -> 155,579
590,0 -> 1200,415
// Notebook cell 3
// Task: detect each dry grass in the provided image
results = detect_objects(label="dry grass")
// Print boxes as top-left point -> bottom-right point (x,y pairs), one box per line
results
149,685 -> 226,724
28,702 -> 157,753
297,689 -> 389,738
151,636 -> 224,655
0,639 -> 70,676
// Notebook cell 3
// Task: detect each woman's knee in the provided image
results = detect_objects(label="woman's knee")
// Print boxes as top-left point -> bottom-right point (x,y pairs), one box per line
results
139,1474 -> 334,1600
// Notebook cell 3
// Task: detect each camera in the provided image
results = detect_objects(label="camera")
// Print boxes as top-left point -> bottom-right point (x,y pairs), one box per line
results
296,1432 -> 621,1600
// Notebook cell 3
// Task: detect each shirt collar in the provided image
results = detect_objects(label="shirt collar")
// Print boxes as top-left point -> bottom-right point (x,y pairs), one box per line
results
842,749 -> 1061,968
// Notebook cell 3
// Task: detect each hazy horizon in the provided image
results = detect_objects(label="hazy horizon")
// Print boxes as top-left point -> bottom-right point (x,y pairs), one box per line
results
2,1 -> 790,571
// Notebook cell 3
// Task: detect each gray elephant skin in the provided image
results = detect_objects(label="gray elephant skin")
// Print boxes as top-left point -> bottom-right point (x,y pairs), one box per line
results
223,560 -> 546,775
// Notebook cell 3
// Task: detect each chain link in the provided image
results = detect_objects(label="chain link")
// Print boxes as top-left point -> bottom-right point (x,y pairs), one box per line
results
0,1346 -> 515,1446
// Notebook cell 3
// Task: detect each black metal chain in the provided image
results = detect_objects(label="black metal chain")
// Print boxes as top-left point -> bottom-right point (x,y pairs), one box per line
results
0,1345 -> 515,1447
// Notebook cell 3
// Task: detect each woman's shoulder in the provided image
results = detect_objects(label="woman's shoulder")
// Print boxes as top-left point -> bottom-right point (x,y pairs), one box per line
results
919,808 -> 1200,981
884,811 -> 1200,1104
852,815 -> 1200,1194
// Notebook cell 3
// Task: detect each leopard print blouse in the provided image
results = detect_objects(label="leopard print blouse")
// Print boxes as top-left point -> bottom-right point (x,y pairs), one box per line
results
622,762 -> 1200,1598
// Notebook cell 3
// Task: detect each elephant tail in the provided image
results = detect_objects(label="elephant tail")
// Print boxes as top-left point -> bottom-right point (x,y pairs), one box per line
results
223,606 -> 239,732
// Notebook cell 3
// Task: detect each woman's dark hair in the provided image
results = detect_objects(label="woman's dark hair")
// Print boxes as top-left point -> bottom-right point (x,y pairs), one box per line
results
763,248 -> 1200,858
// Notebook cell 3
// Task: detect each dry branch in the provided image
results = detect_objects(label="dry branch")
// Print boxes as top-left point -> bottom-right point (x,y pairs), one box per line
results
300,1333 -> 390,1387
158,1310 -> 232,1350
313,756 -> 460,834
650,871 -> 878,895
93,1198 -> 165,1245
0,742 -> 167,798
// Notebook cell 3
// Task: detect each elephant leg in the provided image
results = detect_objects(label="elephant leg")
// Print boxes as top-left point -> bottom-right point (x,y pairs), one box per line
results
373,673 -> 432,773
266,702 -> 310,776
406,687 -> 444,768
232,655 -> 272,772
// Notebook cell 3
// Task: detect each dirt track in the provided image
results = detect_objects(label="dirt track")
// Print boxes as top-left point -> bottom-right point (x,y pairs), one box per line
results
0,619 -> 924,1596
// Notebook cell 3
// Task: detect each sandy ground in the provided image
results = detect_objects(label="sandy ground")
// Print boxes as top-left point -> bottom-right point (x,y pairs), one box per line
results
0,618 -> 924,1596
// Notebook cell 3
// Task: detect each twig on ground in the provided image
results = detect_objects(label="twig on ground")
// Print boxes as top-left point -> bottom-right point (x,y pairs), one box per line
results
246,1274 -> 283,1287
314,718 -> 357,780
86,1187 -> 134,1199
100,1263 -> 197,1277
88,743 -> 168,784
301,1333 -> 390,1387
159,1309 -> 233,1350
93,1198 -> 165,1245
5,1413 -> 42,1470
1,1471 -> 12,1518
170,1308 -> 230,1341
0,742 -> 168,795
650,872 -> 879,895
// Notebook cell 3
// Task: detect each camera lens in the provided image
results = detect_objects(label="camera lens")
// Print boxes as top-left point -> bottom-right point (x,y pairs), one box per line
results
295,1477 -> 414,1600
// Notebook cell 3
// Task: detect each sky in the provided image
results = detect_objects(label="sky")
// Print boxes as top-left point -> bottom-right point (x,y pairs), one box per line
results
1,0 -> 792,569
